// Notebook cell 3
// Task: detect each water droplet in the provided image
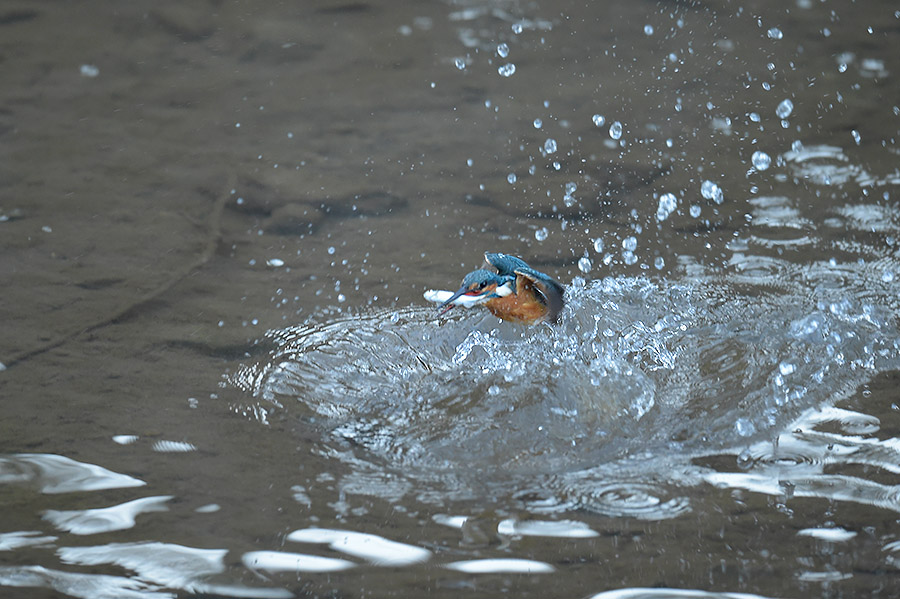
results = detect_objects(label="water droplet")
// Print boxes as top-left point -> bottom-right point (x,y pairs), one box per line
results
535,227 -> 549,241
749,112 -> 761,123
654,256 -> 665,270
578,256 -> 592,273
776,98 -> 793,119
507,173 -> 517,184
656,192 -> 678,221
533,118 -> 543,129
454,57 -> 466,70
623,236 -> 638,251
700,180 -> 724,204
735,418 -> 756,437
767,27 -> 783,40
593,238 -> 604,253
689,205 -> 702,218
565,182 -> 577,195
497,43 -> 509,58
592,114 -> 605,127
79,64 -> 100,77
643,24 -> 654,35
498,63 -> 516,77
779,362 -> 795,376
851,130 -> 861,145
543,138 -> 557,154
751,151 -> 772,171
512,23 -> 523,34
609,121 -> 623,140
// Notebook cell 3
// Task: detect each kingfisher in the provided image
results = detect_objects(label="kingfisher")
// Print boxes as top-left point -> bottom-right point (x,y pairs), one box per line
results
424,252 -> 565,324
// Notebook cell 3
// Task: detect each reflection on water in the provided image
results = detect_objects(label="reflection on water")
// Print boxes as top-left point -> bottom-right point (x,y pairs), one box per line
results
587,591 -> 777,599
43,496 -> 173,535
0,454 -> 146,494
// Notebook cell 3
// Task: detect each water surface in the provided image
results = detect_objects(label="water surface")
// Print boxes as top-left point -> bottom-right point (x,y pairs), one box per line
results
2,0 -> 900,597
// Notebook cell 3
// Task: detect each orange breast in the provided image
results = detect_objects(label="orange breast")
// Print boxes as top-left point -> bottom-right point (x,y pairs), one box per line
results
484,293 -> 548,324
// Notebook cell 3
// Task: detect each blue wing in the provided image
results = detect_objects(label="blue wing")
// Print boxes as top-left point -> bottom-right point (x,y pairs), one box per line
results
483,252 -> 530,275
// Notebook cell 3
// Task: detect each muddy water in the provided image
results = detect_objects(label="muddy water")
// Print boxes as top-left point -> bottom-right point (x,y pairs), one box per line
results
2,0 -> 900,597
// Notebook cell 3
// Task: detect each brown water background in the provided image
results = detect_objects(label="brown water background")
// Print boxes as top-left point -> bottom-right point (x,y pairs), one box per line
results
2,1 -> 900,597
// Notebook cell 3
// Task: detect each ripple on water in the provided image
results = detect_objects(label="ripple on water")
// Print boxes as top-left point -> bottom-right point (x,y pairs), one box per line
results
0,454 -> 145,494
587,589 -> 780,599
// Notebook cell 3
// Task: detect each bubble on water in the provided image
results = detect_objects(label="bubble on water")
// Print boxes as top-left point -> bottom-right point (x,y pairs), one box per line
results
507,173 -> 517,184
327,246 -> 336,255
592,114 -> 606,127
488,384 -> 501,396
654,256 -> 665,270
752,151 -> 772,171
497,43 -> 509,58
656,193 -> 678,221
623,236 -> 638,251
544,138 -> 557,154
700,180 -> 724,204
80,64 -> 100,78
767,27 -> 783,40
643,24 -> 654,35
512,23 -> 523,34
498,63 -> 516,77
851,130 -> 861,145
749,112 -> 761,123
533,118 -> 543,129
735,418 -> 757,437
623,251 -> 638,265
565,182 -> 577,195
593,238 -> 604,253
578,256 -> 592,273
535,227 -> 549,241
609,121 -> 623,140
779,362 -> 795,376
882,270 -> 895,283
690,205 -> 702,218
266,258 -> 285,268
776,98 -> 794,119
454,57 -> 466,70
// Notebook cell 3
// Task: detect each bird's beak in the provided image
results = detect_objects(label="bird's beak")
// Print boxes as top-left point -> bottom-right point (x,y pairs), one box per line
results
438,285 -> 469,316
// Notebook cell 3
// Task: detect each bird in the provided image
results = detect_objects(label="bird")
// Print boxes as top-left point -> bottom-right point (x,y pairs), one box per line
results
435,252 -> 565,324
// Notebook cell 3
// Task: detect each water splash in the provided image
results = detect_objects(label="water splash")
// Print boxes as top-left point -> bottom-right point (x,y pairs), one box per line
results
229,252 -> 900,515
